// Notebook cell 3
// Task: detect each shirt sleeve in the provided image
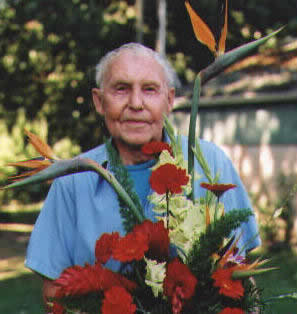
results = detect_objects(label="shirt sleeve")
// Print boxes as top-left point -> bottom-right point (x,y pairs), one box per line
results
198,140 -> 261,252
25,177 -> 76,279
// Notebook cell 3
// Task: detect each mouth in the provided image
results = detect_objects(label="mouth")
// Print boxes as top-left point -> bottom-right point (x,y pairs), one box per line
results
122,120 -> 149,127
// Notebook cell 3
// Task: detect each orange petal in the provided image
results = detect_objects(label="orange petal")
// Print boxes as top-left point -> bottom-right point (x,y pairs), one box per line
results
8,168 -> 46,181
24,129 -> 56,160
185,0 -> 216,54
217,0 -> 228,56
219,234 -> 241,267
246,258 -> 269,270
7,159 -> 52,169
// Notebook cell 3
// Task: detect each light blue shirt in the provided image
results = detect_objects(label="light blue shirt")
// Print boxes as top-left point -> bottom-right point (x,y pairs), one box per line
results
25,136 -> 261,279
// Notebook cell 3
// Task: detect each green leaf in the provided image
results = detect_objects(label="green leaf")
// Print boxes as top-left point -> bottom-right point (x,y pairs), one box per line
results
200,26 -> 285,85
105,140 -> 145,232
3,158 -> 96,189
192,138 -> 214,184
187,208 -> 252,278
232,267 -> 278,279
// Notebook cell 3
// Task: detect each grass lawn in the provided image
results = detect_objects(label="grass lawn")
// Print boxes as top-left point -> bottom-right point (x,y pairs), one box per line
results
252,248 -> 297,314
0,209 -> 43,314
0,274 -> 43,314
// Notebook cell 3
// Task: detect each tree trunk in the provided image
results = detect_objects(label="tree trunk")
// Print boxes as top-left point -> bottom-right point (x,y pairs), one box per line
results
156,0 -> 166,56
135,0 -> 144,43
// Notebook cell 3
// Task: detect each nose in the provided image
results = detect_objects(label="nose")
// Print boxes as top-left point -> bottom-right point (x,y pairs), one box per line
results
128,87 -> 144,110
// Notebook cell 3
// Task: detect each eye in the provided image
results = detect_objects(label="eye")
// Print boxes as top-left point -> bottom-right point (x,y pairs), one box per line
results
143,85 -> 157,93
114,84 -> 129,93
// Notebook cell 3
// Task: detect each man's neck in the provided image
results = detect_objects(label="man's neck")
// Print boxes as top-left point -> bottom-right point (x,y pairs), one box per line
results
113,140 -> 152,165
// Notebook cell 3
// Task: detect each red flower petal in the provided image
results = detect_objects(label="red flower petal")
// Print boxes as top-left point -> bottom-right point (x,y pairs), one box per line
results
218,308 -> 245,314
200,183 -> 237,197
133,220 -> 170,261
52,302 -> 64,314
150,164 -> 189,195
102,286 -> 136,314
141,141 -> 173,156
95,232 -> 120,264
54,264 -> 103,297
212,267 -> 244,299
99,267 -> 137,292
54,263 -> 136,298
164,258 -> 197,313
112,230 -> 149,262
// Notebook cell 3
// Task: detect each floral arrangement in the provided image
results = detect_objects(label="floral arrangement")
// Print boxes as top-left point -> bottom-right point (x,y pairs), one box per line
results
5,123 -> 274,314
50,132 -> 268,314
3,1 -> 292,313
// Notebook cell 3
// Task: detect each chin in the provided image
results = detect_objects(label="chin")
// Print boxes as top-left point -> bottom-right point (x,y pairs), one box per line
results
122,135 -> 153,147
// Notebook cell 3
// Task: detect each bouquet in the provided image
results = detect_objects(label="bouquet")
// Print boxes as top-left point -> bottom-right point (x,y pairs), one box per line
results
5,122 -> 274,314
3,1 -> 291,313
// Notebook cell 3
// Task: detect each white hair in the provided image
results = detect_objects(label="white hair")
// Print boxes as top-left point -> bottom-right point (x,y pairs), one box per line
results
95,43 -> 177,89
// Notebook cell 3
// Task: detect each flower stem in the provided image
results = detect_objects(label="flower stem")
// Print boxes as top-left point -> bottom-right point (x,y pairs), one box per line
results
214,196 -> 220,222
166,191 -> 170,228
188,73 -> 201,202
86,159 -> 146,224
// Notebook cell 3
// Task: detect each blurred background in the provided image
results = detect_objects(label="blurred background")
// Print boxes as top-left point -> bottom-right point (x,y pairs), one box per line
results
0,0 -> 296,312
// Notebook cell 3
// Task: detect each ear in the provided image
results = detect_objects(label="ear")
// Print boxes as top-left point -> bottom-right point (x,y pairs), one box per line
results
92,88 -> 105,115
167,87 -> 175,113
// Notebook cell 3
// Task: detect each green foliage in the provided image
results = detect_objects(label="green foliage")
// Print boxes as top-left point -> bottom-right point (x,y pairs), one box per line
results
55,292 -> 103,314
0,0 -> 137,154
187,208 -> 252,278
105,140 -> 144,233
0,106 -> 81,204
0,0 -> 138,203
257,173 -> 297,248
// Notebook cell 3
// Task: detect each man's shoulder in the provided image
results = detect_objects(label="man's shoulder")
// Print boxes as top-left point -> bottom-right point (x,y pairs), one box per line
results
52,143 -> 107,187
78,143 -> 108,163
180,135 -> 226,158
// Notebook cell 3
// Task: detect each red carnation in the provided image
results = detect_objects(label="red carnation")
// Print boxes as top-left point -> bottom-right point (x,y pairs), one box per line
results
218,307 -> 244,314
212,267 -> 244,299
200,183 -> 237,198
112,230 -> 149,262
95,232 -> 120,264
133,220 -> 170,261
102,286 -> 136,314
141,141 -> 173,157
164,258 -> 197,314
150,164 -> 189,195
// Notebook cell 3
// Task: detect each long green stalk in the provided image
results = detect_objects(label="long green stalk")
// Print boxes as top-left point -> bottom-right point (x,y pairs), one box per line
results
188,73 -> 201,201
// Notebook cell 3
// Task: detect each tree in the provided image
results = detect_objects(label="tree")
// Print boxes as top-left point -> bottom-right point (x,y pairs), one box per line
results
156,0 -> 167,56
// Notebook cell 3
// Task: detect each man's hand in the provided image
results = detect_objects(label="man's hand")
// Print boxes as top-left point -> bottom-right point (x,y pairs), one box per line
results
42,278 -> 59,313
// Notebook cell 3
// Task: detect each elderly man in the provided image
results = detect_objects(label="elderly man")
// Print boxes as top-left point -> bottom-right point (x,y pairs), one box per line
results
25,43 -> 260,305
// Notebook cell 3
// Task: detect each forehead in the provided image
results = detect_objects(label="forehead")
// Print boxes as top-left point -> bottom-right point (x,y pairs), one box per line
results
104,50 -> 167,85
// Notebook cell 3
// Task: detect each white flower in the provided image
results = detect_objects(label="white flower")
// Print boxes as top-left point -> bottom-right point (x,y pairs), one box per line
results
144,258 -> 167,297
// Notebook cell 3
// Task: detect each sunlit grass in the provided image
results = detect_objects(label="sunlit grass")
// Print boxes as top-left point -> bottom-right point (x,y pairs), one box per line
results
0,223 -> 33,232
0,220 -> 43,313
0,255 -> 32,281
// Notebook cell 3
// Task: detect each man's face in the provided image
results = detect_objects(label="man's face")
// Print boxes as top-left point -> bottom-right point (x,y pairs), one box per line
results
92,50 -> 175,149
